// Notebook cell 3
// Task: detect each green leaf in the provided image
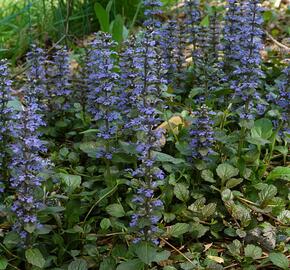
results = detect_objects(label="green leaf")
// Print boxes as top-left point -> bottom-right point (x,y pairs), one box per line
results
251,118 -> 273,139
68,259 -> 88,270
100,257 -> 116,270
267,167 -> 290,181
200,15 -> 209,27
269,253 -> 289,269
59,173 -> 81,190
244,244 -> 262,259
201,169 -> 215,183
7,98 -> 23,111
154,151 -> 185,164
134,242 -> 157,264
116,259 -> 144,270
155,250 -> 171,263
79,141 -> 101,158
226,178 -> 243,189
25,248 -> 46,268
94,3 -> 109,32
100,218 -> 111,230
167,223 -> 189,238
112,15 -> 124,43
174,183 -> 189,202
202,203 -> 216,219
0,258 -> 8,270
106,203 -> 125,218
216,163 -> 239,182
258,184 -> 277,206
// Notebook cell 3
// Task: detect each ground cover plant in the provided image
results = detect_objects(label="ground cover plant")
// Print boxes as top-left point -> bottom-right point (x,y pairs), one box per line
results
0,0 -> 289,269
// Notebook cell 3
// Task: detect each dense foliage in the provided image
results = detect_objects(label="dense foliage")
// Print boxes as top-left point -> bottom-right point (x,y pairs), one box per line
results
0,0 -> 289,269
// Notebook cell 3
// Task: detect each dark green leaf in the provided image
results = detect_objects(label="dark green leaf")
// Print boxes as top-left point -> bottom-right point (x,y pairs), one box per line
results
68,259 -> 88,270
116,259 -> 144,270
106,204 -> 125,218
25,248 -> 46,268
267,167 -> 290,181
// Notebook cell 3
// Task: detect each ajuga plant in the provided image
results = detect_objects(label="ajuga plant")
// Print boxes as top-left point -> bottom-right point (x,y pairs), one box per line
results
9,57 -> 50,242
26,45 -> 47,109
125,29 -> 167,245
184,0 -> 201,64
143,0 -> 163,29
0,60 -> 12,193
189,105 -> 215,160
224,0 -> 264,119
86,32 -> 120,170
272,65 -> 290,136
47,46 -> 71,114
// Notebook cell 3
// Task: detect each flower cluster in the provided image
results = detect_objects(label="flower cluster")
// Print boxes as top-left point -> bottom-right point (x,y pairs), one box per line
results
86,32 -> 120,159
190,105 -> 215,159
26,45 -> 47,107
124,29 -> 167,244
226,0 -> 264,119
143,0 -> 163,28
9,92 -> 49,240
0,60 -> 12,193
48,46 -> 71,111
274,65 -> 290,135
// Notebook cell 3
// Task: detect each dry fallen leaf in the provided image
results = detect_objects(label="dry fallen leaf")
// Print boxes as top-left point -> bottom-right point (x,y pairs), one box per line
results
207,255 -> 224,264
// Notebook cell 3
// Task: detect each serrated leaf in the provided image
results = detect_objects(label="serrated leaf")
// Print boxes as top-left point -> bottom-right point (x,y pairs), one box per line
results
258,184 -> 277,207
106,204 -> 125,218
25,248 -> 46,268
202,203 -> 216,219
216,163 -> 239,182
168,223 -> 189,238
116,259 -> 144,270
100,218 -> 111,230
0,258 -> 8,270
267,167 -> 290,181
277,210 -> 290,224
244,244 -> 262,259
134,242 -> 157,264
269,253 -> 289,269
174,183 -> 189,202
68,259 -> 88,270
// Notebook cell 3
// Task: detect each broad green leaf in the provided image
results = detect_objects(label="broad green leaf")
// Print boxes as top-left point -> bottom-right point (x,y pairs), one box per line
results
7,98 -> 23,111
0,258 -> 8,270
100,257 -> 115,270
59,173 -> 81,190
201,169 -> 215,183
277,210 -> 290,224
112,15 -> 124,43
246,136 -> 270,146
216,163 -> 239,182
79,141 -> 100,158
94,3 -> 109,32
244,244 -> 262,259
267,167 -> 290,181
168,223 -> 189,238
269,253 -> 289,269
100,218 -> 111,230
155,250 -> 171,263
106,203 -> 125,218
251,118 -> 273,139
116,259 -> 144,270
191,223 -> 209,238
68,259 -> 88,270
258,184 -> 277,206
232,204 -> 251,227
134,242 -> 157,264
202,203 -> 216,219
226,178 -> 243,189
25,248 -> 46,268
221,188 -> 233,201
154,151 -> 185,164
174,183 -> 189,202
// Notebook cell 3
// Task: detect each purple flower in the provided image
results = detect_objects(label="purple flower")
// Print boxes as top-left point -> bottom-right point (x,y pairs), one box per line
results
0,59 -> 13,193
